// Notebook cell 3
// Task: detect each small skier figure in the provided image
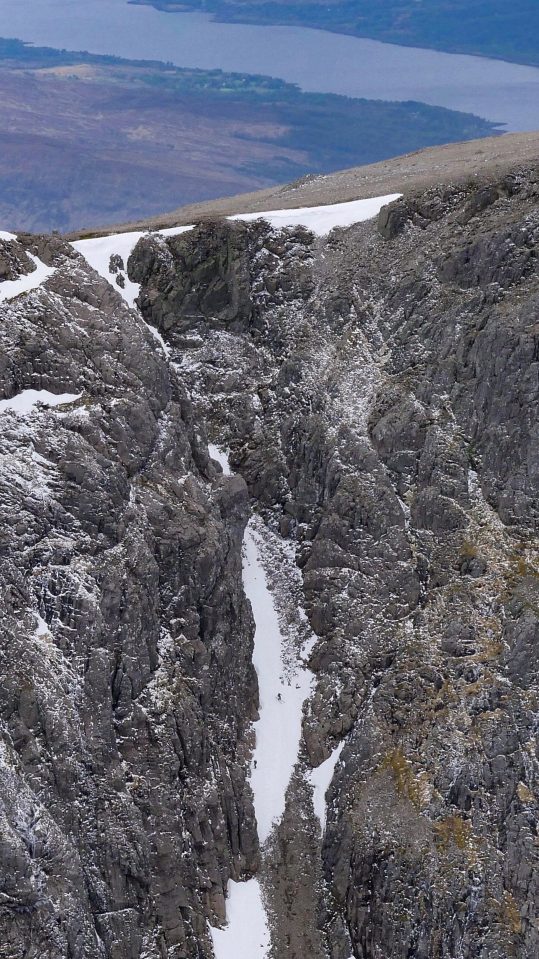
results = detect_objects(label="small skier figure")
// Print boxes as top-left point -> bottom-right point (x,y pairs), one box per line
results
277,692 -> 282,702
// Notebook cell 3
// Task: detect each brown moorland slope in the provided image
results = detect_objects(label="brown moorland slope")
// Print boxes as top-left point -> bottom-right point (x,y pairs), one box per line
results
71,130 -> 539,238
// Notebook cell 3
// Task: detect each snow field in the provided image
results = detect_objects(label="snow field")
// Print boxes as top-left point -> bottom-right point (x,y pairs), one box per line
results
231,194 -> 402,235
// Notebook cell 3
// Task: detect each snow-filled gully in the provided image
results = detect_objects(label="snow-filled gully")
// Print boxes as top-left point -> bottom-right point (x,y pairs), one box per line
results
208,449 -> 323,959
67,194 -> 398,957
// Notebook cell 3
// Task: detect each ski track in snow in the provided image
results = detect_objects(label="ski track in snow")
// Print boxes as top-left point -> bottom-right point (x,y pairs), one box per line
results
243,518 -> 314,845
0,389 -> 82,415
0,254 -> 56,303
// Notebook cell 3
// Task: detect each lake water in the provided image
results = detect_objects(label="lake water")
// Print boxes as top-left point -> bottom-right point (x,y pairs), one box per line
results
2,0 -> 539,131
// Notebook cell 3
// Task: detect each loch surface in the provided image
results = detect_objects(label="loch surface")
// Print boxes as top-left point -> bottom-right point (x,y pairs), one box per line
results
2,0 -> 539,130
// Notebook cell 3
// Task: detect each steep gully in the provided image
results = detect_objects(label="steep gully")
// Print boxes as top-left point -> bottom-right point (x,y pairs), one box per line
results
69,197 -> 394,957
206,447 -> 346,959
121,173 -> 539,959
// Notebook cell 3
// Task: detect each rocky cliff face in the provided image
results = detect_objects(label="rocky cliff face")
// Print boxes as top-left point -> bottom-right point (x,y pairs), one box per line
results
0,233 -> 259,958
1,165 -> 538,959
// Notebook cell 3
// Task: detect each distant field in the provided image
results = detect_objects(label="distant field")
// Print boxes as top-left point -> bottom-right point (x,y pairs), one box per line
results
0,39 -> 496,233
133,0 -> 539,67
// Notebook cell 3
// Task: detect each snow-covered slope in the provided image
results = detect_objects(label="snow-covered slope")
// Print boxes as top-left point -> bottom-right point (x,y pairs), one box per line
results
231,194 -> 401,235
0,254 -> 55,303
72,226 -> 193,308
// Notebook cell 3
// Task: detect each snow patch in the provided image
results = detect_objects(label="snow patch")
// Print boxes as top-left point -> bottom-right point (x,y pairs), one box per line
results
0,254 -> 55,303
231,194 -> 401,236
72,225 -> 193,308
0,390 -> 82,415
308,740 -> 345,832
209,879 -> 270,959
73,230 -> 145,308
0,229 -> 17,241
144,322 -> 171,356
34,613 -> 50,638
208,443 -> 231,475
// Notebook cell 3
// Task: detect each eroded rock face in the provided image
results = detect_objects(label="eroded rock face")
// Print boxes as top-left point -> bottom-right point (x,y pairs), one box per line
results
128,171 -> 539,959
2,164 -> 539,959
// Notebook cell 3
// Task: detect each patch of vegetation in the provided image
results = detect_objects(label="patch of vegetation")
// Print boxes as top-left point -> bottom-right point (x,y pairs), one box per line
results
502,549 -> 539,612
433,813 -> 471,852
499,890 -> 523,937
381,747 -> 431,809
460,540 -> 479,560
516,781 -> 534,804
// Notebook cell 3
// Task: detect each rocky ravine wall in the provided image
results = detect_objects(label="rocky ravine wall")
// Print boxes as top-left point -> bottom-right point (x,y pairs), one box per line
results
0,234 -> 259,958
0,164 -> 538,959
128,170 -> 539,959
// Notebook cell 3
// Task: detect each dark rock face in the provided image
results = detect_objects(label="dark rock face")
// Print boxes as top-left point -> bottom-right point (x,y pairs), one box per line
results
2,163 -> 539,959
128,171 -> 539,959
0,238 -> 36,281
0,242 -> 258,958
